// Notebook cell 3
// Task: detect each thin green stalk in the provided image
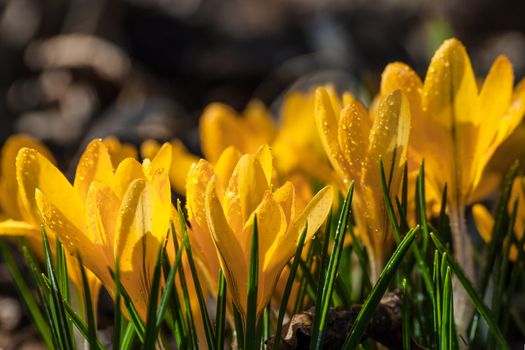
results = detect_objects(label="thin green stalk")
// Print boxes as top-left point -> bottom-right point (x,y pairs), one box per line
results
430,233 -> 509,350
273,226 -> 308,350
310,183 -> 354,350
215,269 -> 227,350
342,226 -> 419,349
177,201 -> 216,350
0,240 -> 53,348
245,215 -> 260,350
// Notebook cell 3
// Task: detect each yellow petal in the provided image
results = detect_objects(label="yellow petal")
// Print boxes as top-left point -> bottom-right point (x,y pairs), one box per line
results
254,144 -> 273,186
243,99 -> 276,144
0,135 -> 55,220
170,139 -> 199,194
205,177 -> 247,314
472,204 -> 494,243
114,179 -> 171,319
338,100 -> 371,182
35,189 -> 109,283
423,38 -> 478,195
478,55 -> 513,148
115,179 -> 170,266
242,191 -> 288,315
17,148 -> 83,226
149,142 -> 172,177
381,62 -> 424,118
314,87 -> 351,186
214,146 -> 242,197
73,139 -> 114,201
85,181 -> 120,258
140,139 -> 161,160
0,220 -> 39,237
363,90 -> 410,194
103,136 -> 138,166
112,158 -> 145,199
186,160 -> 220,279
380,63 -> 427,162
286,185 -> 334,244
273,182 -> 295,226
495,77 -> 525,146
200,103 -> 244,163
223,154 -> 269,235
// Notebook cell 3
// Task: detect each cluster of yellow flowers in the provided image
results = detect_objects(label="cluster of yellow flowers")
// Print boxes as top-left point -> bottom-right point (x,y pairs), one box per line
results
1,38 -> 525,336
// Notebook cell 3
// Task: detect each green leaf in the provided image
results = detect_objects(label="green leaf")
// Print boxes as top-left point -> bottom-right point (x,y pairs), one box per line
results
342,225 -> 419,349
479,161 -> 519,295
430,233 -> 509,350
142,248 -> 164,350
112,259 -> 123,350
0,240 -> 53,348
310,182 -> 354,350
273,226 -> 308,350
41,228 -> 75,350
215,269 -> 227,350
402,278 -> 410,350
78,256 -> 98,350
441,267 -> 453,349
177,200 -> 216,350
245,214 -> 259,350
110,264 -> 145,342
171,222 -> 198,349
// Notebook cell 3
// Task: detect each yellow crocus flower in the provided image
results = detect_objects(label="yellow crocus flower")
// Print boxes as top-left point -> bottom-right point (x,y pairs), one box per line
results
16,139 -> 172,320
200,100 -> 276,163
380,37 -> 525,331
190,145 -> 332,321
141,138 -> 199,194
314,87 -> 411,281
272,89 -> 334,183
102,136 -> 138,167
473,176 -> 525,261
0,134 -> 101,308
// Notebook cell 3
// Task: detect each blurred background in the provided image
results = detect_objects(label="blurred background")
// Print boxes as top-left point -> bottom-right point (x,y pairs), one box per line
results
1,0 -> 525,347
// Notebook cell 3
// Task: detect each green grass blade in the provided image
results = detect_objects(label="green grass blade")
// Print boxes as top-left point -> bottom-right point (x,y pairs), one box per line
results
273,226 -> 308,350
40,275 -> 105,350
430,233 -> 509,350
416,163 -> 429,254
488,200 -> 517,350
171,222 -> 198,349
438,184 -> 448,235
121,322 -> 137,350
380,160 -> 401,243
442,267 -> 452,350
78,256 -> 98,350
41,228 -> 75,350
502,229 -> 525,334
245,215 -> 260,350
479,162 -> 519,295
112,260 -> 123,350
342,225 -> 419,349
0,240 -> 53,348
177,201 -> 216,350
402,278 -> 410,350
293,246 -> 316,314
233,304 -> 245,350
142,249 -> 164,350
381,161 -> 434,300
161,252 -> 188,349
310,182 -> 354,350
156,241 -> 185,329
110,264 -> 145,342
215,269 -> 227,350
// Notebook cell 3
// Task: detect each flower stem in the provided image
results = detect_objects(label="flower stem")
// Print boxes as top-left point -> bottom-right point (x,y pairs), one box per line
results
449,202 -> 475,339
